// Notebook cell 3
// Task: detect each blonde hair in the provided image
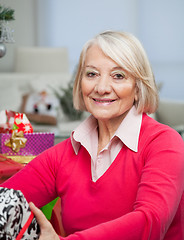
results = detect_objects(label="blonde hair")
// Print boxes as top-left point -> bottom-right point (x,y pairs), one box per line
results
73,30 -> 159,114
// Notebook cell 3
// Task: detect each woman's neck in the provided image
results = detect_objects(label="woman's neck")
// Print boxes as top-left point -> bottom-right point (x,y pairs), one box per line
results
96,110 -> 130,153
97,119 -> 120,153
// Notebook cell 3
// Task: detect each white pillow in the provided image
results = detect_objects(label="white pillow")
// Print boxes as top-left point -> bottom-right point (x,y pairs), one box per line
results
25,92 -> 60,117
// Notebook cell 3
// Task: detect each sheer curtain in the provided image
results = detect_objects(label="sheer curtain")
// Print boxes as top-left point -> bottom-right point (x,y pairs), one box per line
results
138,0 -> 184,100
35,0 -> 55,47
35,0 -> 138,72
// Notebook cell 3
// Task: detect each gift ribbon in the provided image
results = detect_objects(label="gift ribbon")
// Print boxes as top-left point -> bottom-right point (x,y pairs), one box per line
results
5,131 -> 27,153
16,211 -> 35,240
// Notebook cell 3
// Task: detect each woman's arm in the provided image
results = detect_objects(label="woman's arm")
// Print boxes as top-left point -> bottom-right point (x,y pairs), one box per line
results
1,142 -> 64,207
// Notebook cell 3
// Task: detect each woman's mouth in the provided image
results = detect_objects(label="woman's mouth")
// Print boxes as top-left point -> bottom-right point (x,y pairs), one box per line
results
92,98 -> 116,105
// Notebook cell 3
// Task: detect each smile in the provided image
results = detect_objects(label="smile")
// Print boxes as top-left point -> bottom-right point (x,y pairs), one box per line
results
92,98 -> 116,104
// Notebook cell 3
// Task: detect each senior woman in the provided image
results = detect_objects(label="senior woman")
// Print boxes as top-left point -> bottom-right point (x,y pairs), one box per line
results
1,31 -> 184,240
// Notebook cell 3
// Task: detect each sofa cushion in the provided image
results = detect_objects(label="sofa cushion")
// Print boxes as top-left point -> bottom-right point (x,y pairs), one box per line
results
156,99 -> 184,127
14,47 -> 69,74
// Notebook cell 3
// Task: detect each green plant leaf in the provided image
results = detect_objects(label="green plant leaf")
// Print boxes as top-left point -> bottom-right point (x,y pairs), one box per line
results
0,5 -> 15,21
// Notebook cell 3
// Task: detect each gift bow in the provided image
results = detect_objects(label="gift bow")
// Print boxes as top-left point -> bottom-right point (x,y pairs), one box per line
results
5,131 -> 27,153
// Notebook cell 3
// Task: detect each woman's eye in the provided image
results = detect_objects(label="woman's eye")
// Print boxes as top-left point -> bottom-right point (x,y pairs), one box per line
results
86,71 -> 97,78
112,72 -> 125,79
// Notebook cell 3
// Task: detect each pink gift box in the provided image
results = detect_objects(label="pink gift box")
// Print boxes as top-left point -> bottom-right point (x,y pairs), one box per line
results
0,132 -> 54,156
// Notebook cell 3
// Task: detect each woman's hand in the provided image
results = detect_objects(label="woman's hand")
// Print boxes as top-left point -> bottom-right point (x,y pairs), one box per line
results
29,202 -> 60,240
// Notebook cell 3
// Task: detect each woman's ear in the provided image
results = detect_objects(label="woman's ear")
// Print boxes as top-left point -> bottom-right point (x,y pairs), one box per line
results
134,93 -> 138,102
134,82 -> 139,102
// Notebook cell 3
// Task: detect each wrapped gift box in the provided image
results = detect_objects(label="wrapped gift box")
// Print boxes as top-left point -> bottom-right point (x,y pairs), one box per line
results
0,155 -> 24,183
0,132 -> 54,163
0,110 -> 54,164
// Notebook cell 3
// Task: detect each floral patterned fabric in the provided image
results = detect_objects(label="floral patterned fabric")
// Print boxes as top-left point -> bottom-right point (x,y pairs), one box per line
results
0,187 -> 40,240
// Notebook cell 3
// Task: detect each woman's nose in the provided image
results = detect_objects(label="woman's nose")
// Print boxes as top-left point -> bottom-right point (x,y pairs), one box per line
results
94,76 -> 112,95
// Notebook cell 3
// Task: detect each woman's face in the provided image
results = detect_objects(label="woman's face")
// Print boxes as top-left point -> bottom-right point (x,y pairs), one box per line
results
81,45 -> 138,124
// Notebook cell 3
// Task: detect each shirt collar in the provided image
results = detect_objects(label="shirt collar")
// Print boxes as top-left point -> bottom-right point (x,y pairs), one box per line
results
115,106 -> 142,152
71,106 -> 142,154
71,115 -> 98,156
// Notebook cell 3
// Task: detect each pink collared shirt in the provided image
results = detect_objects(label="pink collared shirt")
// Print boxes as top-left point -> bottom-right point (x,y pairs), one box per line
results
71,106 -> 142,182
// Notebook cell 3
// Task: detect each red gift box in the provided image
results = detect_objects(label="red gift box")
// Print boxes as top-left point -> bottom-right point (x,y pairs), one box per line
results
0,110 -> 33,134
0,155 -> 23,183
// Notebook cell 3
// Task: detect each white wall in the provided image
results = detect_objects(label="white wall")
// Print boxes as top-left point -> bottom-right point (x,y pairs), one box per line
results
37,0 -> 139,71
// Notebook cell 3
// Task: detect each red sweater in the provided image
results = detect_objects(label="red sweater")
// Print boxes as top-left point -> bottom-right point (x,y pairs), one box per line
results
2,114 -> 184,239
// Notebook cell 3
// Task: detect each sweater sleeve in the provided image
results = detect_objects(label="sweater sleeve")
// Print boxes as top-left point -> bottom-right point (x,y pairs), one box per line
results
60,128 -> 184,240
1,140 -> 67,207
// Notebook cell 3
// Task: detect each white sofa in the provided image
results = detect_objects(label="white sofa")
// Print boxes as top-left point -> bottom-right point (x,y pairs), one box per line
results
155,99 -> 184,139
